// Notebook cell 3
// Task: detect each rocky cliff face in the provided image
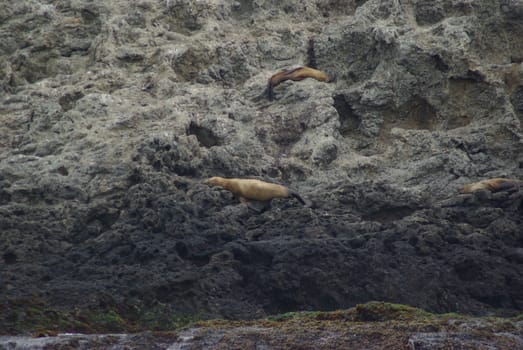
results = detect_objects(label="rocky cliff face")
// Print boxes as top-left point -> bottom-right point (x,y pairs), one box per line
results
1,0 -> 523,327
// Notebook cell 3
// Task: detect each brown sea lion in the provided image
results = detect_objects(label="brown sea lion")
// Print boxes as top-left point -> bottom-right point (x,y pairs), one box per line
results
266,66 -> 332,100
205,177 -> 312,208
459,178 -> 520,194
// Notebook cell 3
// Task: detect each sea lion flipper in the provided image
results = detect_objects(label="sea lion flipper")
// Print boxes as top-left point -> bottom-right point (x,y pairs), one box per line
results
247,203 -> 262,213
495,180 -> 520,193
266,81 -> 275,100
289,190 -> 312,208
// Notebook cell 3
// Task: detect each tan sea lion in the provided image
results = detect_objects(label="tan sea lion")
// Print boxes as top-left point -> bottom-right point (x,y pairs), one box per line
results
205,177 -> 312,208
266,66 -> 332,100
459,178 -> 520,194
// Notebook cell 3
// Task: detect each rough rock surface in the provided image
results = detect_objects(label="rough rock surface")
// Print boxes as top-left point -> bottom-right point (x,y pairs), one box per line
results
1,0 -> 523,329
1,303 -> 522,349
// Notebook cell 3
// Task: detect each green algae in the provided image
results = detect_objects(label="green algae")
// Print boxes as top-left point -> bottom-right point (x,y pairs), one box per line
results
267,310 -> 321,322
83,310 -> 126,332
1,299 -> 521,338
136,305 -> 199,331
1,299 -> 88,334
350,301 -> 433,322
0,298 -> 197,335
264,301 -> 433,324
193,302 -> 523,350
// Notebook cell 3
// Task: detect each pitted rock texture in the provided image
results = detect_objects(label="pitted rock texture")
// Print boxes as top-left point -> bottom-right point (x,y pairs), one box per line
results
1,0 -> 523,326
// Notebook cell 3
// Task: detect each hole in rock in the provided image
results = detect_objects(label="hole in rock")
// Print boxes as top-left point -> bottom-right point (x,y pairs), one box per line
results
56,166 -> 69,176
187,121 -> 221,148
58,91 -> 84,111
0,191 -> 11,205
175,242 -> 188,258
431,54 -> 449,72
80,9 -> 99,23
397,96 -> 438,131
3,251 -> 18,264
445,115 -> 471,130
333,94 -> 361,136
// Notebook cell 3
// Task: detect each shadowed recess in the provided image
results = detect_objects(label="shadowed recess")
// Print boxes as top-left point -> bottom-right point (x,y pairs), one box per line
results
187,121 -> 222,148
397,96 -> 438,131
333,94 -> 361,136
362,206 -> 416,223
3,251 -> 17,264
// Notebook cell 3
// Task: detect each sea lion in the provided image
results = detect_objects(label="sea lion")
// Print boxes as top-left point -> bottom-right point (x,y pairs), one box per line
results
205,177 -> 312,208
266,66 -> 332,100
459,178 -> 520,194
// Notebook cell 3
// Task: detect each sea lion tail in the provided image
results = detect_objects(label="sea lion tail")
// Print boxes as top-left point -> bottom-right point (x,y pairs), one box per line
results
289,190 -> 312,207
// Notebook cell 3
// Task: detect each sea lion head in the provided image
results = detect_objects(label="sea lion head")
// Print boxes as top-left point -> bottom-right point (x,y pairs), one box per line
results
205,176 -> 225,187
459,184 -> 472,193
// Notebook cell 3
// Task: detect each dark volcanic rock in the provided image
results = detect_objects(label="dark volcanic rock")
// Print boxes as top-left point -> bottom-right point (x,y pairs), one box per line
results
1,0 -> 523,333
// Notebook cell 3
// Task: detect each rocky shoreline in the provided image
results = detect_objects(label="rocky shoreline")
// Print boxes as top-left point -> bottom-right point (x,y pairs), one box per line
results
1,0 -> 523,339
1,303 -> 523,349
